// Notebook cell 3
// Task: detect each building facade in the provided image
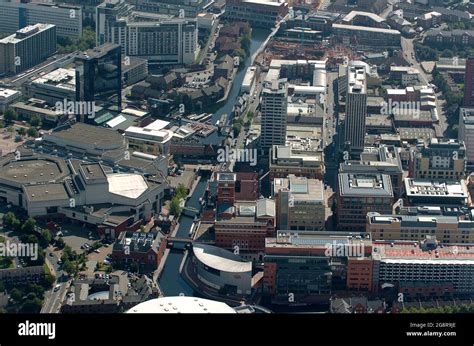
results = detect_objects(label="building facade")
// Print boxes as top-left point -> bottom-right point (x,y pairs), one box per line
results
459,107 -> 474,168
225,0 -> 289,28
273,175 -> 326,231
96,0 -> 199,65
260,78 -> 288,153
410,139 -> 467,180
0,24 -> 56,75
337,173 -> 394,231
0,2 -> 82,38
343,63 -> 367,157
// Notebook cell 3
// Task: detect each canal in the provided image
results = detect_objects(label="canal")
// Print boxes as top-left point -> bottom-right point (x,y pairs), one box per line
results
158,28 -> 271,296
202,28 -> 271,145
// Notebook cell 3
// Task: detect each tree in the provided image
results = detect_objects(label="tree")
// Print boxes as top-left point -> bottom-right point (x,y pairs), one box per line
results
20,298 -> 42,313
170,196 -> 182,216
40,229 -> 53,248
176,184 -> 188,199
17,127 -> 26,136
10,288 -> 22,302
21,217 -> 36,234
56,237 -> 65,249
241,35 -> 251,56
27,127 -> 38,138
3,108 -> 17,124
3,212 -> 20,231
29,115 -> 41,127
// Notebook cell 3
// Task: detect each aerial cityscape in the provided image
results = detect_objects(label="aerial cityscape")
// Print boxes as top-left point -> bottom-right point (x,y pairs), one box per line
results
1,0 -> 474,328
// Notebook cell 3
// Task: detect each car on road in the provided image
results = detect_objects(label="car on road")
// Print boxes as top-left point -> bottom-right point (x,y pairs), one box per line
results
94,249 -> 100,253
49,253 -> 54,257
54,284 -> 61,292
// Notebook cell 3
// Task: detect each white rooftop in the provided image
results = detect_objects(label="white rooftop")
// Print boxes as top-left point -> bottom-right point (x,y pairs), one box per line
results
126,296 -> 237,313
193,244 -> 252,273
107,173 -> 148,199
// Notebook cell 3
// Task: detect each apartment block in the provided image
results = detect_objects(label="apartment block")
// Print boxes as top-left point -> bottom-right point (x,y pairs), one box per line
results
0,24 -> 56,75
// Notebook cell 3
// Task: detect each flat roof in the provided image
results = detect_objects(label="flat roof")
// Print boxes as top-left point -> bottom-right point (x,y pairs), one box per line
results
24,183 -> 69,202
45,123 -> 126,151
193,244 -> 252,273
0,156 -> 67,184
107,173 -> 148,199
339,173 -> 393,197
404,178 -> 468,199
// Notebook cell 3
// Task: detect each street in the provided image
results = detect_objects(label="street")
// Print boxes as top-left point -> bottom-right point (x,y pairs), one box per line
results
400,37 -> 448,136
41,249 -> 68,314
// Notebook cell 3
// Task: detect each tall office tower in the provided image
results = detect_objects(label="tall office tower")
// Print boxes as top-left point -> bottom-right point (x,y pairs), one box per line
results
260,77 -> 288,154
96,0 -> 199,65
0,2 -> 82,38
464,55 -> 474,107
75,43 -> 122,122
343,62 -> 367,157
0,23 -> 56,76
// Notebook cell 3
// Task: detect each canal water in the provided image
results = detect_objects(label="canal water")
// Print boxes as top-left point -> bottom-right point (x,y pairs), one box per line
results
202,28 -> 271,145
158,28 -> 271,296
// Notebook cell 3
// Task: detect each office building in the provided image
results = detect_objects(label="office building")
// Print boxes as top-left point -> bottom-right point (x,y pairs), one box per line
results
464,56 -> 474,107
273,175 -> 326,231
409,139 -> 467,180
96,0 -> 199,65
269,143 -> 325,180
459,107 -> 474,168
214,198 -> 275,261
404,178 -> 469,206
0,88 -> 21,112
264,231 -> 372,304
75,43 -> 122,120
343,63 -> 367,156
0,23 -> 56,75
0,2 -> 82,38
225,0 -> 289,28
260,77 -> 288,153
112,231 -> 167,269
337,173 -> 394,231
124,119 -> 173,156
96,0 -> 133,45
339,145 -> 404,197
367,206 -> 474,243
131,0 -> 213,17
332,23 -> 401,47
26,68 -> 76,105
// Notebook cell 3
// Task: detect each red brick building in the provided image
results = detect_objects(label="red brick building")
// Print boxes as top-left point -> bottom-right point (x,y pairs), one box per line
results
111,231 -> 167,270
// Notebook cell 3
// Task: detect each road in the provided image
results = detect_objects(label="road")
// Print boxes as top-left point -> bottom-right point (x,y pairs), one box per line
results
400,37 -> 448,136
323,71 -> 339,189
41,249 -> 68,313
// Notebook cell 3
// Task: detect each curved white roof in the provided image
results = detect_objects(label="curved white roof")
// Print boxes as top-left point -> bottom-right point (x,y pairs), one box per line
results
193,244 -> 252,273
126,296 -> 236,313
